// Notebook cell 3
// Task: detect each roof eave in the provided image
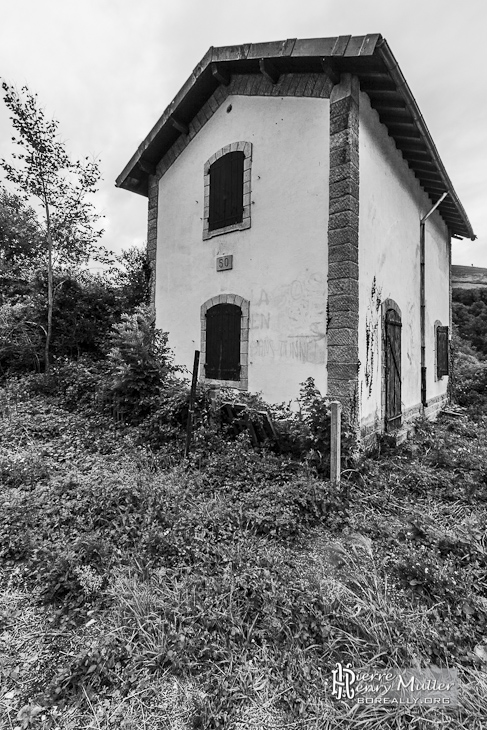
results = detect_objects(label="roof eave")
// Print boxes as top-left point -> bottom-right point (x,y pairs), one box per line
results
374,39 -> 476,241
116,35 -> 476,240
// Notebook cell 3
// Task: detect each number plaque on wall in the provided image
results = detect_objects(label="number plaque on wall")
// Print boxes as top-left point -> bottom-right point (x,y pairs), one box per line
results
216,255 -> 233,271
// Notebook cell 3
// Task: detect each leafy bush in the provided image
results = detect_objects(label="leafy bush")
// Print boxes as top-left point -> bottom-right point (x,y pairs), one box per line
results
0,299 -> 44,374
1,195 -> 155,376
49,274 -> 120,361
453,287 -> 487,356
0,450 -> 49,489
107,245 -> 152,310
453,363 -> 487,412
271,378 -> 356,475
48,634 -> 130,701
103,305 -> 180,424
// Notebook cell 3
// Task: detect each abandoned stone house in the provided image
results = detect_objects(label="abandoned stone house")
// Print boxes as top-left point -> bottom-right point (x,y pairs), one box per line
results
116,34 -> 476,439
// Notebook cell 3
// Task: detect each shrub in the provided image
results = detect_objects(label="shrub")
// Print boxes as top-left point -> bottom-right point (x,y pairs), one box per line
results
0,450 -> 49,489
0,299 -> 44,375
103,305 -> 180,424
272,378 -> 357,475
450,335 -> 487,415
452,287 -> 487,356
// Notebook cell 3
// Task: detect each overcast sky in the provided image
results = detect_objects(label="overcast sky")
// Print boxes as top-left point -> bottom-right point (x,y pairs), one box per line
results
1,0 -> 486,266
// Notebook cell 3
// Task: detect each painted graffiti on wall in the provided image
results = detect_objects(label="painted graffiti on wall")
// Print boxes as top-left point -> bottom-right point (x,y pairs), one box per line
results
249,271 -> 327,365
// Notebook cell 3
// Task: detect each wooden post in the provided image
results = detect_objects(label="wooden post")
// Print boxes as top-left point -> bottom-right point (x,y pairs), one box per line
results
330,401 -> 342,484
184,350 -> 200,458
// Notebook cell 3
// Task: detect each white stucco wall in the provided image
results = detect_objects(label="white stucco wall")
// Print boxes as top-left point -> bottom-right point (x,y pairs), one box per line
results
156,94 -> 330,403
358,91 -> 450,430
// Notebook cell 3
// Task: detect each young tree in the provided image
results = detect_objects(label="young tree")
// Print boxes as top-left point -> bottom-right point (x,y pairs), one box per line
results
0,82 -> 105,372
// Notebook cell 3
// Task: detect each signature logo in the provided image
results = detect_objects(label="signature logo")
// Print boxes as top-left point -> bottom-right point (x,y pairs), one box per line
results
331,663 -> 356,700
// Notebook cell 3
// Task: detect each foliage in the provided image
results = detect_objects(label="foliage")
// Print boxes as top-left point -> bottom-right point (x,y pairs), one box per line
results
273,377 -> 357,475
0,186 -> 43,287
0,250 -> 154,378
49,273 -> 120,360
0,83 -> 104,267
0,271 -> 121,375
107,245 -> 152,310
450,329 -> 487,414
0,299 -> 44,373
2,376 -> 487,728
0,82 -> 106,371
102,305 -> 180,424
452,287 -> 487,356
3,339 -> 487,727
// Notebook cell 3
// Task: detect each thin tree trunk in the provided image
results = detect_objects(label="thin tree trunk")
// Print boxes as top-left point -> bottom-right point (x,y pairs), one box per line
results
45,226 -> 53,374
40,173 -> 53,375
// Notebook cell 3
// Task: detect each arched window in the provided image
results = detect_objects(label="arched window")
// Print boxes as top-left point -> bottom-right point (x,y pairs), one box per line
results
209,151 -> 244,231
200,294 -> 250,389
205,303 -> 241,380
203,142 -> 252,240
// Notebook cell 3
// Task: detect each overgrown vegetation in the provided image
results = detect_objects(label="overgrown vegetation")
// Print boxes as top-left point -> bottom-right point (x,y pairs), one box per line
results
0,183 -> 151,373
452,287 -> 487,357
1,334 -> 487,728
449,288 -> 487,416
1,282 -> 486,730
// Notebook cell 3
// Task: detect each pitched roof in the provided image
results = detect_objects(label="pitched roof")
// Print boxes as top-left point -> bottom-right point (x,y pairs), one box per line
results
116,34 -> 475,240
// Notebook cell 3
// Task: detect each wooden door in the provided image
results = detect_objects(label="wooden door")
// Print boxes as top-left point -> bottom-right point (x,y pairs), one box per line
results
205,303 -> 241,380
385,308 -> 402,430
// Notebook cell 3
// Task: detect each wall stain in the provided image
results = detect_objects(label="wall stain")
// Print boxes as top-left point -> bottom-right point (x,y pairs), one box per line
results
364,277 -> 382,397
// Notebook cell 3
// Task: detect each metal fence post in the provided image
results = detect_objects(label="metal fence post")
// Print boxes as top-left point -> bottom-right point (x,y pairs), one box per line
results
330,401 -> 342,484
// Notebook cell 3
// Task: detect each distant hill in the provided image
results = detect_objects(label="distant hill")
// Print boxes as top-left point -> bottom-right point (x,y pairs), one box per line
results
452,286 -> 487,356
452,265 -> 487,290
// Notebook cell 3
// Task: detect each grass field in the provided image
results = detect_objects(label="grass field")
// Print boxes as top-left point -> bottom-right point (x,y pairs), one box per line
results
1,383 -> 486,729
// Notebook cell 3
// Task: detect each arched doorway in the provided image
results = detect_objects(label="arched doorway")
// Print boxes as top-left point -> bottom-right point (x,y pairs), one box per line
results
383,302 -> 402,431
205,303 -> 242,381
200,294 -> 249,390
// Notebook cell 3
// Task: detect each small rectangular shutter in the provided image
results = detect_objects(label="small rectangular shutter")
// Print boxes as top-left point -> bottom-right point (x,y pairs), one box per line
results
437,326 -> 449,378
208,152 -> 244,231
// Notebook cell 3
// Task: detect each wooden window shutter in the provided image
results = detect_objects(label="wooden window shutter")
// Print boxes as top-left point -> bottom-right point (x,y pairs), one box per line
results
205,303 -> 241,380
437,325 -> 449,378
208,152 -> 244,231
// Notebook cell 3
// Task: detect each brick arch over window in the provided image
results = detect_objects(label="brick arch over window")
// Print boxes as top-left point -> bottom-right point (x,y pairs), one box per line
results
203,142 -> 252,240
381,298 -> 402,320
200,294 -> 249,390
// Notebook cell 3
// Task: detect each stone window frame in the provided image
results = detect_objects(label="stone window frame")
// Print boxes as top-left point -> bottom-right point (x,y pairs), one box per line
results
203,142 -> 252,240
381,298 -> 403,429
200,294 -> 249,390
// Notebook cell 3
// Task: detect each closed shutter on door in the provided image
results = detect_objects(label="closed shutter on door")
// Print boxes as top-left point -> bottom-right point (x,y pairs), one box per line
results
208,152 -> 244,231
385,309 -> 402,430
205,303 -> 241,380
437,326 -> 449,377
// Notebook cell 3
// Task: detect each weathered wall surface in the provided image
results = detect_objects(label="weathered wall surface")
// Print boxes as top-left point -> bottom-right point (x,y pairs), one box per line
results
155,92 -> 330,403
358,92 -> 450,432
